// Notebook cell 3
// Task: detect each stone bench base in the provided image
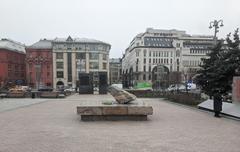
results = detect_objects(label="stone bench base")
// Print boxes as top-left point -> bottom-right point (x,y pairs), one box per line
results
77,100 -> 153,121
81,115 -> 147,121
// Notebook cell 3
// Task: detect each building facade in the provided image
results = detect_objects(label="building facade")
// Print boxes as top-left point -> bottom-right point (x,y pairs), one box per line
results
122,28 -> 214,88
0,39 -> 26,87
26,39 -> 53,88
109,58 -> 122,84
52,36 -> 111,89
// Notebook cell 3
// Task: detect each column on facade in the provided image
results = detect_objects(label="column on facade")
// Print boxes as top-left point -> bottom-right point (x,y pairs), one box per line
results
99,53 -> 103,70
86,52 -> 89,73
63,52 -> 68,86
72,52 -> 76,88
106,54 -> 109,84
53,53 -> 57,88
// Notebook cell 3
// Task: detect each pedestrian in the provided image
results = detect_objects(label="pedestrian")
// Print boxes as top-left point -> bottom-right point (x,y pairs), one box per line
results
213,90 -> 222,118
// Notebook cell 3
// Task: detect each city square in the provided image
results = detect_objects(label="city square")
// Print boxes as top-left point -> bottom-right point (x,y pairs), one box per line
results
1,0 -> 240,151
0,94 -> 239,152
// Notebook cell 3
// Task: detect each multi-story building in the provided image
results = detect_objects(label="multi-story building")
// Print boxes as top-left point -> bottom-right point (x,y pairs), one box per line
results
26,39 -> 53,88
0,39 -> 26,87
52,36 -> 111,89
109,58 -> 122,84
122,28 -> 214,88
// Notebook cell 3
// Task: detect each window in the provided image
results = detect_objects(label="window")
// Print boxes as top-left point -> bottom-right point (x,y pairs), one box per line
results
56,53 -> 63,59
144,50 -> 146,57
144,58 -> 146,64
176,50 -> 180,57
136,51 -> 139,57
89,53 -> 99,60
143,65 -> 146,72
90,62 -> 99,69
149,58 -> 151,63
102,54 -> 107,60
56,62 -> 63,69
103,63 -> 107,69
176,43 -> 180,47
76,53 -> 86,59
149,51 -> 151,57
57,71 -> 64,78
143,74 -> 146,80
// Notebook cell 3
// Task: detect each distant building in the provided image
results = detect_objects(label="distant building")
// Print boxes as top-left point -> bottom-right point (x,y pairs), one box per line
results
26,39 -> 53,88
0,39 -> 26,87
109,58 -> 122,84
52,36 -> 111,88
122,28 -> 214,89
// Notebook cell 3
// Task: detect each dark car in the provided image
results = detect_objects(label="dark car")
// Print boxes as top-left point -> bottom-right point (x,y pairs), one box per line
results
38,87 -> 53,92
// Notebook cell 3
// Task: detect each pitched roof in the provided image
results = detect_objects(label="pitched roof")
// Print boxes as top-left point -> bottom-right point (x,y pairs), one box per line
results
53,37 -> 110,46
28,39 -> 52,49
0,39 -> 25,53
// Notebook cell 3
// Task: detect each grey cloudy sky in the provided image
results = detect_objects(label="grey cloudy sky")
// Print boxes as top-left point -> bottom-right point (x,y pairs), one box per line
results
0,0 -> 240,58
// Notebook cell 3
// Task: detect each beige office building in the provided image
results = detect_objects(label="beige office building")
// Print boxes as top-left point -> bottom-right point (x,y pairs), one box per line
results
122,28 -> 214,88
52,36 -> 111,89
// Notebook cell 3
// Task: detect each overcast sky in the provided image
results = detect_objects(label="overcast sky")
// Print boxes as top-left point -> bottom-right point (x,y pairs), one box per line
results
0,0 -> 240,58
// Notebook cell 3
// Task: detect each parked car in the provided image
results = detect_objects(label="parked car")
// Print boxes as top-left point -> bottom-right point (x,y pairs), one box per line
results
64,87 -> 75,92
167,84 -> 185,91
38,87 -> 53,92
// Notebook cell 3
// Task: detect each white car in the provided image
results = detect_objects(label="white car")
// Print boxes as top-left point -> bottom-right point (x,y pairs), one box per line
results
167,84 -> 185,91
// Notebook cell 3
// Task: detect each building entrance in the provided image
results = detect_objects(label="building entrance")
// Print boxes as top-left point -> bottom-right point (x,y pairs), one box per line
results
152,65 -> 169,90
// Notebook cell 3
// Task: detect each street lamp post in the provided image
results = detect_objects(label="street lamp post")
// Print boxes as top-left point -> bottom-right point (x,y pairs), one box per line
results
209,20 -> 224,44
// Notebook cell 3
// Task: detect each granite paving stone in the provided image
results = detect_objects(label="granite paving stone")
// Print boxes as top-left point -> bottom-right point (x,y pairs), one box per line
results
0,94 -> 239,152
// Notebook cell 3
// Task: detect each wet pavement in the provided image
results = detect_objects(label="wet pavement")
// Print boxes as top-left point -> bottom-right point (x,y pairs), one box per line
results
0,94 -> 239,152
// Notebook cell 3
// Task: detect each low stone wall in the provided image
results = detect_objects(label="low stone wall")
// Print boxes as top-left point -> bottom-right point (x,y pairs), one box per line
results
40,92 -> 59,98
127,90 -> 202,106
126,90 -> 165,98
7,92 -> 26,98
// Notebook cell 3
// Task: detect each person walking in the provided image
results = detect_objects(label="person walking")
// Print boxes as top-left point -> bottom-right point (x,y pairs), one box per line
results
213,90 -> 222,117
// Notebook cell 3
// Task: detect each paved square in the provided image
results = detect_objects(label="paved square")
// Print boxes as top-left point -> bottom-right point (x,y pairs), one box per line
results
0,94 -> 239,152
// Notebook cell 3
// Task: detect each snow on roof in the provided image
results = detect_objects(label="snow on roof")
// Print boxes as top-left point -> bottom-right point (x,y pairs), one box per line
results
53,36 -> 110,46
28,39 -> 52,49
0,39 -> 25,53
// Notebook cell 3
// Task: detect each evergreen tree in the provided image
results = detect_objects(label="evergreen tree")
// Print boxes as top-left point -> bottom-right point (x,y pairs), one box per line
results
195,29 -> 240,96
195,42 -> 224,96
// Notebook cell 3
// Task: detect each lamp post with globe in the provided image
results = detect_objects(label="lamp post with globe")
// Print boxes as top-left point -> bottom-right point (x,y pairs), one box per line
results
209,20 -> 224,44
